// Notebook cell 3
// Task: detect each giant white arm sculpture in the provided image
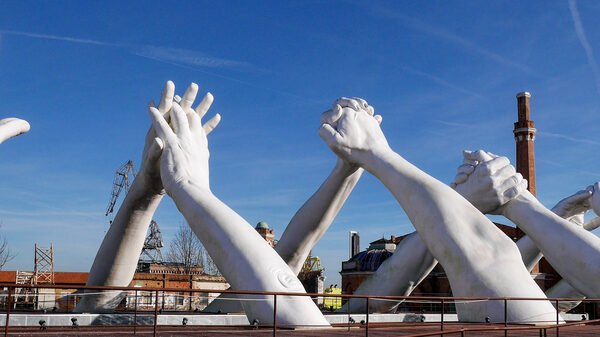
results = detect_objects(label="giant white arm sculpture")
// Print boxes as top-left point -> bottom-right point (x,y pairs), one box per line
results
319,100 -> 557,323
205,99 -> 367,314
0,118 -> 30,144
148,101 -> 328,327
462,151 -> 600,298
76,82 -> 220,313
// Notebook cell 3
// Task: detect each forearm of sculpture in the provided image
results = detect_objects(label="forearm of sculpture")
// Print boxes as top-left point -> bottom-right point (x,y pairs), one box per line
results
516,201 -> 575,272
276,162 -> 363,274
86,177 -> 163,287
503,190 -> 600,297
168,182 -> 329,326
360,149 -> 514,267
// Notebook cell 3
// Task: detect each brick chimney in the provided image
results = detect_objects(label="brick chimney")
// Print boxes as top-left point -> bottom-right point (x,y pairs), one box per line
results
513,92 -> 537,196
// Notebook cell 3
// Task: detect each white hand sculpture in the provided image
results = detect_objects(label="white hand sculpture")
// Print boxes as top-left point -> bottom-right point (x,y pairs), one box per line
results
550,187 -> 593,226
77,81 -> 220,313
319,100 -> 557,323
453,150 -> 527,214
319,102 -> 386,167
321,97 -> 381,175
0,118 -> 30,144
148,91 -> 328,327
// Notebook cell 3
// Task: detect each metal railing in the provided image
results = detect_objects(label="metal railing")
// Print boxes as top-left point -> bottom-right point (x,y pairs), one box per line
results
0,283 -> 598,336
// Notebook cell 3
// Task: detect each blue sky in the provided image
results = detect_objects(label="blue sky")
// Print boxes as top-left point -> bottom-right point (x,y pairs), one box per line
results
0,1 -> 599,285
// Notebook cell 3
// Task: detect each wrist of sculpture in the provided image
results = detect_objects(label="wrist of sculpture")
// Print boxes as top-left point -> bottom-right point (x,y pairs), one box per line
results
502,189 -> 536,219
333,159 -> 359,177
355,146 -> 397,173
130,173 -> 166,198
166,178 -> 212,202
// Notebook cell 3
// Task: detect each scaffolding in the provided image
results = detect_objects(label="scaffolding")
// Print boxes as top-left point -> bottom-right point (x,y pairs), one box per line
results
34,243 -> 54,285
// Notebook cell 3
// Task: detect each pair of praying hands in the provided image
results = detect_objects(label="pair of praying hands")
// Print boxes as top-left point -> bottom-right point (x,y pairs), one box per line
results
140,81 -> 221,197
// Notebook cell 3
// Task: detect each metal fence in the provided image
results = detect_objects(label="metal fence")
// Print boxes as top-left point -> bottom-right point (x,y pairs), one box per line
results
0,283 -> 599,336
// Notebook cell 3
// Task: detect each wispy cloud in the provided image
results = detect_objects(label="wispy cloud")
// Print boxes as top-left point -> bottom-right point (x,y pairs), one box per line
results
0,29 -> 247,70
568,0 -> 600,95
368,5 -> 531,73
134,46 -> 249,69
539,131 -> 600,146
0,29 -> 117,47
433,120 -> 475,128
402,66 -> 485,100
0,29 -> 329,104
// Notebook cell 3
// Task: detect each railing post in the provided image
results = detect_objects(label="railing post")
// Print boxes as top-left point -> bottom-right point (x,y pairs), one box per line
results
153,290 -> 159,337
347,295 -> 351,332
504,298 -> 508,337
272,293 -> 277,337
4,286 -> 12,337
365,297 -> 369,337
133,289 -> 138,336
441,298 -> 445,332
555,299 -> 559,337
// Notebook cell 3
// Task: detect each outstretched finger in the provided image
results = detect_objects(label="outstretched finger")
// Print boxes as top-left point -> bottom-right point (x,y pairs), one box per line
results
170,103 -> 190,136
158,81 -> 175,114
180,83 -> 199,110
203,113 -> 221,135
196,92 -> 214,119
148,106 -> 175,141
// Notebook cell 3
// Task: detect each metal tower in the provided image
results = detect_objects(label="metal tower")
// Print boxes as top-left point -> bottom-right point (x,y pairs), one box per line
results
34,243 -> 54,285
140,220 -> 164,263
105,160 -> 164,264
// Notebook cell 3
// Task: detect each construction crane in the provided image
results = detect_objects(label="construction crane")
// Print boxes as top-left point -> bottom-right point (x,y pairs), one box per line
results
105,160 -> 164,264
105,160 -> 137,221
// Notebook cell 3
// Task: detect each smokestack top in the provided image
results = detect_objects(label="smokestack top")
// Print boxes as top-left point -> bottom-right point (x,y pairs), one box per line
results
516,91 -> 531,98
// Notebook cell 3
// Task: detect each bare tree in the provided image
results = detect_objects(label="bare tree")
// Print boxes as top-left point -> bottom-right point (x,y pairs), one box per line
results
0,224 -> 14,270
167,222 -> 220,276
167,223 -> 204,274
